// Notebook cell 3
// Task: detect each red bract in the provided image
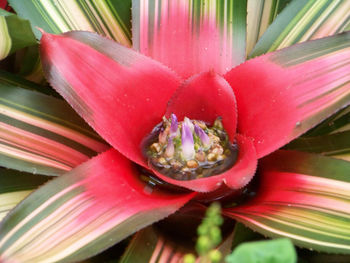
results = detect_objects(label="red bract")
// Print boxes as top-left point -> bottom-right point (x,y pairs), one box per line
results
40,29 -> 350,194
40,31 -> 260,193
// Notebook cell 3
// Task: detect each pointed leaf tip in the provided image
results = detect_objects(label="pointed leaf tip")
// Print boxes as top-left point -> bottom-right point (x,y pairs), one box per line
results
35,27 -> 45,34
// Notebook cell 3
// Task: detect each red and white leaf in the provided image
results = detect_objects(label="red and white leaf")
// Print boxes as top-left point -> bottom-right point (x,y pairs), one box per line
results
40,31 -> 181,168
0,149 -> 193,262
225,32 -> 350,158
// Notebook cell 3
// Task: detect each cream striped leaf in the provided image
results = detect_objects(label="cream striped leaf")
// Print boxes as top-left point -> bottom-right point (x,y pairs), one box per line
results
0,168 -> 49,222
0,9 -> 37,60
8,0 -> 132,47
0,75 -> 108,175
250,0 -> 350,57
246,0 -> 291,55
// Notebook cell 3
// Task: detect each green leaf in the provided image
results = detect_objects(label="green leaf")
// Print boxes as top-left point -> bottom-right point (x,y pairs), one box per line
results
132,0 -> 247,78
250,0 -> 350,58
0,74 -> 108,175
224,150 -> 350,253
0,9 -> 37,60
246,0 -> 291,55
226,239 -> 297,263
15,45 -> 46,85
8,0 -> 132,46
231,223 -> 265,250
0,168 -> 50,221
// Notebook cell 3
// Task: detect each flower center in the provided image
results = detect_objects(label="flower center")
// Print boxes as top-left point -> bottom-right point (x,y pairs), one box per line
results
143,114 -> 238,180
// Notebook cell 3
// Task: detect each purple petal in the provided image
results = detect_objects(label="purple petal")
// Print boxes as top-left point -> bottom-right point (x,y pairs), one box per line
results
181,121 -> 195,160
170,113 -> 178,137
194,124 -> 210,146
184,117 -> 194,132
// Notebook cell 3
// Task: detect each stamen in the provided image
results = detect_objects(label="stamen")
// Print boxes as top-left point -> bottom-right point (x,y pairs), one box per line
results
181,121 -> 195,160
165,138 -> 175,158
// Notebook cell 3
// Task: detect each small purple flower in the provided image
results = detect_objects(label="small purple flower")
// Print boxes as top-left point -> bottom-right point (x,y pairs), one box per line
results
194,124 -> 210,146
181,121 -> 195,160
170,113 -> 178,138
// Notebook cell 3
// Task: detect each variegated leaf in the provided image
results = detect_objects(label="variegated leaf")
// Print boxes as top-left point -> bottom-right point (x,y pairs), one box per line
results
0,168 -> 49,221
8,0 -> 132,46
250,0 -> 350,57
246,0 -> 291,55
0,149 -> 193,262
224,150 -> 350,253
0,74 -> 108,175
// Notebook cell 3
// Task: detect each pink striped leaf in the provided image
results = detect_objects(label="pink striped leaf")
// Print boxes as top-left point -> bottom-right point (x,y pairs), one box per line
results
0,76 -> 108,175
223,150 -> 350,253
0,149 -> 194,262
132,0 -> 247,78
225,31 -> 350,159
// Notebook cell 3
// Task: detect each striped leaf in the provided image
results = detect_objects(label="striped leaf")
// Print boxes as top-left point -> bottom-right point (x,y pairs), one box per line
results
0,168 -> 50,221
306,105 -> 350,136
120,227 -> 192,263
0,9 -> 37,60
224,150 -> 350,253
132,0 -> 247,78
246,0 -> 291,55
250,0 -> 350,57
8,0 -> 132,46
0,69 -> 53,96
0,76 -> 108,175
0,149 -> 193,262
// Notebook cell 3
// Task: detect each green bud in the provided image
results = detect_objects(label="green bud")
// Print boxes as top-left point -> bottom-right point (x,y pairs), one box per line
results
197,224 -> 209,236
209,226 -> 222,245
207,203 -> 221,215
196,235 -> 212,255
183,253 -> 196,263
209,249 -> 222,263
212,215 -> 224,226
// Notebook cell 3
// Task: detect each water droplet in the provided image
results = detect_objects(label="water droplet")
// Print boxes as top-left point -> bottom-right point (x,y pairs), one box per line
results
32,168 -> 37,174
296,121 -> 301,127
146,98 -> 150,102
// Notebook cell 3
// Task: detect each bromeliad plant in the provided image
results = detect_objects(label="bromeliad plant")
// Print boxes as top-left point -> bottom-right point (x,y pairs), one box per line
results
0,0 -> 350,262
